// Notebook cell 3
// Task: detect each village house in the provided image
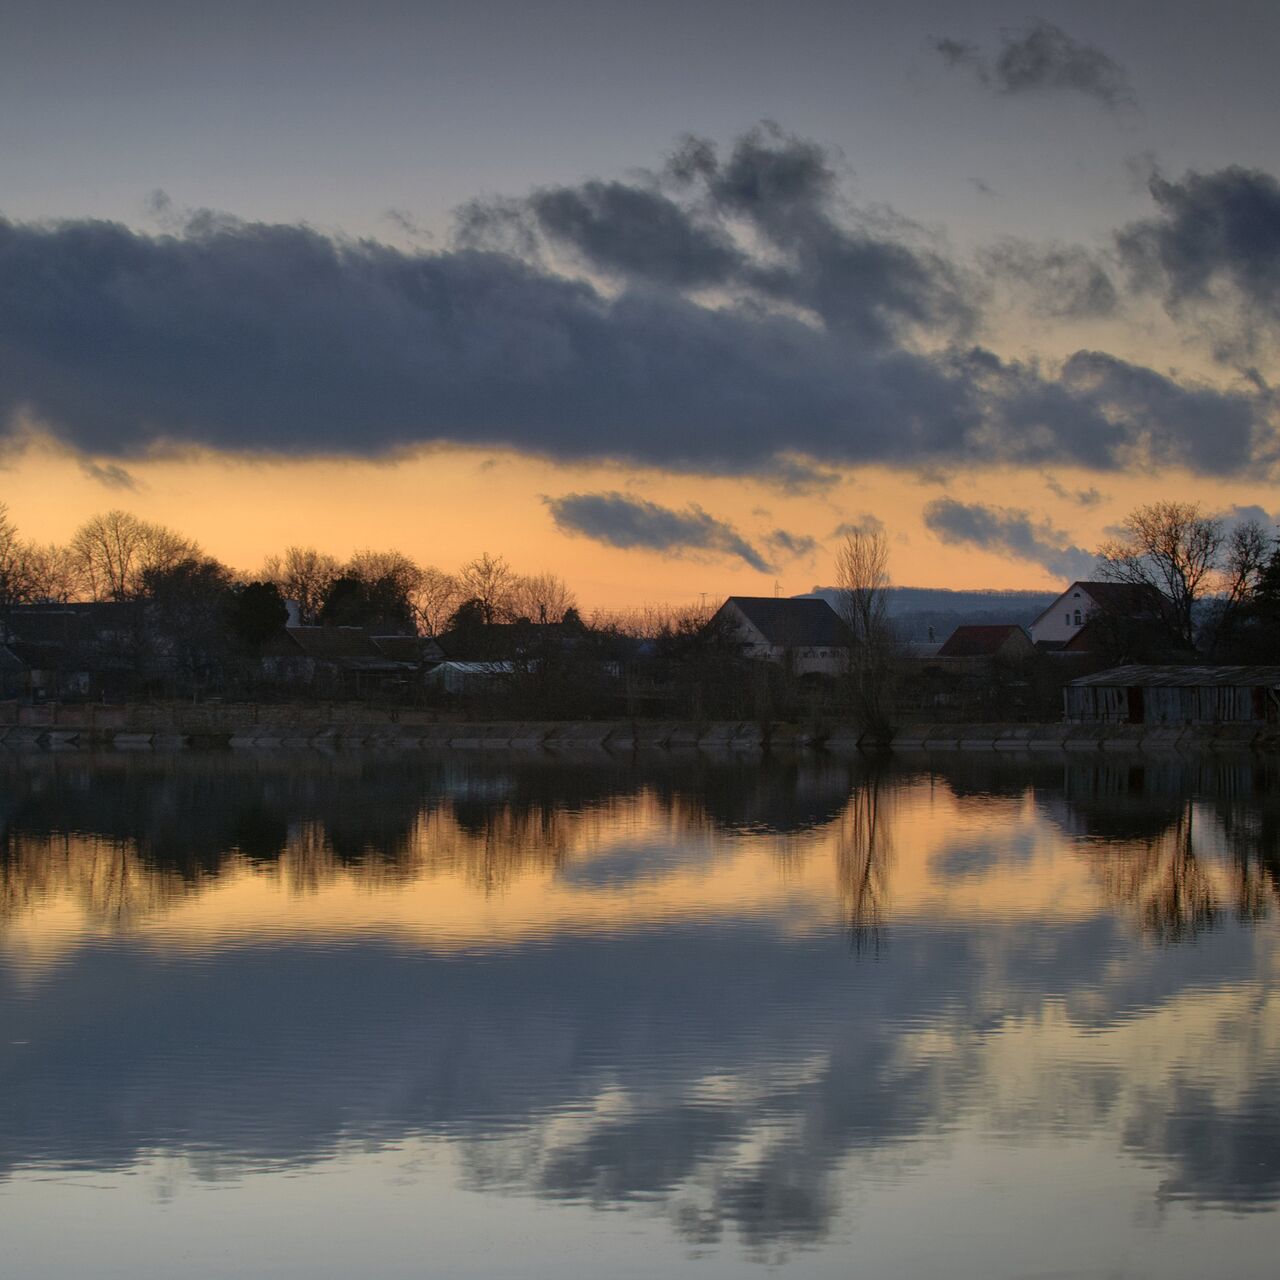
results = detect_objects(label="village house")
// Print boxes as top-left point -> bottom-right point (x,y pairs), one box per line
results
1029,581 -> 1166,652
935,624 -> 1033,662
710,597 -> 852,678
0,603 -> 141,700
262,626 -> 443,697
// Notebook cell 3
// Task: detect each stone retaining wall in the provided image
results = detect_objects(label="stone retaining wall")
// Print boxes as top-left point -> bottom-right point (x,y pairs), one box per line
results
1,703 -> 1277,752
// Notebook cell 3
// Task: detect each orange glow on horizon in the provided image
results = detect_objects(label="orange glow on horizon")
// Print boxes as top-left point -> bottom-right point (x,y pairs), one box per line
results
7,436 -> 1279,612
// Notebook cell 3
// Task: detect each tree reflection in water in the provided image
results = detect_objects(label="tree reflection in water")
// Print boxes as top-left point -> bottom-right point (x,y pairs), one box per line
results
2,748 -> 1280,1267
836,767 -> 893,954
1062,759 -> 1280,941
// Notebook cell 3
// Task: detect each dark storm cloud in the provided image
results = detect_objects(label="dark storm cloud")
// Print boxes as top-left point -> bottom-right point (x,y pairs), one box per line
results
78,459 -> 138,490
1118,167 -> 1280,350
763,528 -> 817,560
1044,477 -> 1105,507
0,128 -> 1273,480
528,181 -> 742,289
934,20 -> 1135,109
923,497 -> 1096,579
463,124 -> 978,348
831,515 -> 885,540
981,238 -> 1119,319
545,491 -> 772,571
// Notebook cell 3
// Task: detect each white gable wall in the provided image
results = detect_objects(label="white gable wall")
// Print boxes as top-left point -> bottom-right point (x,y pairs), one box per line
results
1030,584 -> 1102,645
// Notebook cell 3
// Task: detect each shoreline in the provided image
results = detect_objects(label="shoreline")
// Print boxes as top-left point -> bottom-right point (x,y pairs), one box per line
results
1,702 -> 1277,753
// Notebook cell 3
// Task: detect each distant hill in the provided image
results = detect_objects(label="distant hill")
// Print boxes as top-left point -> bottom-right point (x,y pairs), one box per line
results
803,586 -> 1057,643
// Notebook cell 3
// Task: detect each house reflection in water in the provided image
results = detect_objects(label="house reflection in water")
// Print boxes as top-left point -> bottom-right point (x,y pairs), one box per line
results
2,749 -> 1280,1276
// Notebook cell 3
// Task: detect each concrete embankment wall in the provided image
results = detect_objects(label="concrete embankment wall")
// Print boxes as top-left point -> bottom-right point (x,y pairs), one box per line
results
0,703 -> 1276,752
0,702 -> 804,751
889,722 -> 1280,753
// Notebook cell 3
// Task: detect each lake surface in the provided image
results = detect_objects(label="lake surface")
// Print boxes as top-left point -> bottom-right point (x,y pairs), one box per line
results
2,749 -> 1279,1278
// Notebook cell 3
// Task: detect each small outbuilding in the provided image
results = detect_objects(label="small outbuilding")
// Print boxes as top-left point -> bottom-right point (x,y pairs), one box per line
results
936,624 -> 1033,661
1064,665 -> 1280,725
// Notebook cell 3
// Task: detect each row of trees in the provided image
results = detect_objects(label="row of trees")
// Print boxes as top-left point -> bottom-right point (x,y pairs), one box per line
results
0,507 -> 584,637
260,546 -> 579,633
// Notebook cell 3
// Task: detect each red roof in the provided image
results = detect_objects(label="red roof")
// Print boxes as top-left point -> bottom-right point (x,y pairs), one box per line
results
937,624 -> 1030,658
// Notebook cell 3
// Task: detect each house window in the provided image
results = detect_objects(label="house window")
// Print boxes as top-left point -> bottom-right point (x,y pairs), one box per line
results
1065,612 -> 1070,624
1074,610 -> 1082,626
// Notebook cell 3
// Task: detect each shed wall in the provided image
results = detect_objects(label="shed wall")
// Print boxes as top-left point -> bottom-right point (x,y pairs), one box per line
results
1065,682 -> 1272,724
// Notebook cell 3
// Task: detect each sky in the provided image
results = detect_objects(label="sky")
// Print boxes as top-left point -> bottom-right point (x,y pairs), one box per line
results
1,0 -> 1278,608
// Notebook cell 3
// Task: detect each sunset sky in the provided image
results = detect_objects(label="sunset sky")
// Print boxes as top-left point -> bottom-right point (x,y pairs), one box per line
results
2,0 -> 1278,609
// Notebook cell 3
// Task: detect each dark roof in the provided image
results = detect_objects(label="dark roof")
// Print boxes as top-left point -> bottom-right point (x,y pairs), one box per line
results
283,627 -> 412,670
1069,665 -> 1280,688
371,635 -> 442,663
1031,580 -> 1166,629
434,621 -> 577,660
5,640 -> 88,671
721,597 -> 851,647
936,624 -> 1029,658
2,610 -> 98,647
1077,581 -> 1166,611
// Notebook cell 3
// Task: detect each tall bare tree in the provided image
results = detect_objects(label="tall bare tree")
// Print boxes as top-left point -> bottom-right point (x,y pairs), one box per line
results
346,548 -> 423,598
1097,501 -> 1269,651
836,525 -> 896,739
260,546 -> 341,624
457,552 -> 516,625
25,543 -> 80,603
0,504 -> 38,611
414,566 -> 461,636
507,571 -> 577,624
69,510 -> 198,601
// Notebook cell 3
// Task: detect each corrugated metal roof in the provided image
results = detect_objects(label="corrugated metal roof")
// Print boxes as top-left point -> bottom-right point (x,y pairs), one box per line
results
1068,665 -> 1280,688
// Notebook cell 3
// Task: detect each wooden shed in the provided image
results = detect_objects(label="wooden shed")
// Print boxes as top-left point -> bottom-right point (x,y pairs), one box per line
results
1064,665 -> 1280,725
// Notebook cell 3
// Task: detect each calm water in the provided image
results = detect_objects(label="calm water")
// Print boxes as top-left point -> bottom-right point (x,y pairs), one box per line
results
2,749 -> 1279,1278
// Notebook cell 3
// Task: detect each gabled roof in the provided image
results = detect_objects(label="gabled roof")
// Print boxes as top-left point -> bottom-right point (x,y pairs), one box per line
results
282,626 -> 413,670
371,635 -> 442,663
2,610 -> 98,648
1030,580 -> 1166,630
936,624 -> 1029,658
1069,664 -> 1280,688
721,597 -> 851,648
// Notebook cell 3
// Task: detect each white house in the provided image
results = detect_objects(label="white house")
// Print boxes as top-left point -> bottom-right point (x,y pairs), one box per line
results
711,597 -> 852,678
1029,580 -> 1166,649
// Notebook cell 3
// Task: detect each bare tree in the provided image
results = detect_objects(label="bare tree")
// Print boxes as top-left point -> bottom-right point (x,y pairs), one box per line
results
457,552 -> 516,625
414,566 -> 461,636
261,546 -> 341,624
346,548 -> 423,598
507,571 -> 577,624
1209,519 -> 1273,653
0,504 -> 38,610
25,543 -> 80,603
1098,501 -> 1270,651
835,525 -> 896,739
69,510 -> 198,601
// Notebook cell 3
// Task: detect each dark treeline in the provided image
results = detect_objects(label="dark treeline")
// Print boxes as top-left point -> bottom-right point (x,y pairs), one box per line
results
0,504 -> 768,713
2,498 -> 1279,718
5,751 -> 1280,942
